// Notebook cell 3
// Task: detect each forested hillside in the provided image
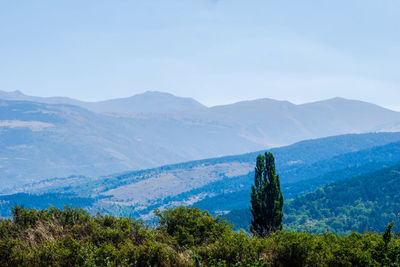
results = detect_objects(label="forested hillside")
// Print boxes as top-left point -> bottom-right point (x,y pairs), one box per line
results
2,132 -> 400,221
286,164 -> 400,234
2,133 -> 400,220
193,140 -> 400,215
225,164 -> 400,234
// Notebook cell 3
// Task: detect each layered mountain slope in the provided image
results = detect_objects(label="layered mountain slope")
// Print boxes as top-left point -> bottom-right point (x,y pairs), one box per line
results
193,97 -> 400,145
182,140 -> 400,215
0,99 -> 260,188
1,91 -> 400,187
91,140 -> 400,218
4,132 -> 400,220
0,100 -> 183,187
0,90 -> 87,107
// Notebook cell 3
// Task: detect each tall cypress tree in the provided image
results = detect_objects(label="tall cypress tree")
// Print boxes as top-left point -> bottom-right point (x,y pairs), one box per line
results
250,152 -> 284,237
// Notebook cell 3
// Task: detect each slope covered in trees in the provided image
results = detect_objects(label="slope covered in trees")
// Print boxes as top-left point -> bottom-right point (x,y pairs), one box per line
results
286,164 -> 400,234
193,141 -> 400,215
225,163 -> 400,234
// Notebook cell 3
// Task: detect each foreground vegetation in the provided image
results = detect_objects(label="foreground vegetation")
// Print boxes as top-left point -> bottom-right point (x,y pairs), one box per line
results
0,206 -> 399,266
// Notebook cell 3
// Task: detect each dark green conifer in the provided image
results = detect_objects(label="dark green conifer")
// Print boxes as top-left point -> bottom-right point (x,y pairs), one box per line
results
250,152 -> 284,237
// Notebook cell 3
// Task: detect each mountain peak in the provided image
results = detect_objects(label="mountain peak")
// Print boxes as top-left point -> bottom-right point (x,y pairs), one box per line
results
91,91 -> 206,113
0,89 -> 29,100
12,90 -> 24,96
301,97 -> 398,113
140,90 -> 174,96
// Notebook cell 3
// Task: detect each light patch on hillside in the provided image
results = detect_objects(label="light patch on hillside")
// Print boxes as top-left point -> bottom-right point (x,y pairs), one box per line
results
0,120 -> 54,131
101,162 -> 253,205
25,109 -> 58,115
287,160 -> 303,165
160,192 -> 215,210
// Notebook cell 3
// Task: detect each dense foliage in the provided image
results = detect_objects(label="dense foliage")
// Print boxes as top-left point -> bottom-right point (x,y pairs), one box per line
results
286,164 -> 400,234
0,206 -> 400,266
225,163 -> 400,234
192,141 -> 400,216
251,153 -> 284,237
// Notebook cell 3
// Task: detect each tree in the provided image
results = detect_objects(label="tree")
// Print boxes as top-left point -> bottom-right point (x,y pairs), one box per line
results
250,152 -> 284,237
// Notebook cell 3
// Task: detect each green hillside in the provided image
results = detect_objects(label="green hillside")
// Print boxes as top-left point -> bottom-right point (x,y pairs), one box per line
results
193,141 -> 400,214
225,164 -> 400,234
286,164 -> 400,234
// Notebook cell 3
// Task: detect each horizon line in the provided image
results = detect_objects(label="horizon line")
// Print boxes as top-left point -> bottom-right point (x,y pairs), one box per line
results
1,88 -> 399,112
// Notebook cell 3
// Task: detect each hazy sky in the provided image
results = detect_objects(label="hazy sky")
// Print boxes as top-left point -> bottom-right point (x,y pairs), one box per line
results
1,0 -> 399,109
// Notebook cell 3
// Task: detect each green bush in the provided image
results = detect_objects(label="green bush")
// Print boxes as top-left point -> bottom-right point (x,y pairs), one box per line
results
155,206 -> 231,248
0,205 -> 399,266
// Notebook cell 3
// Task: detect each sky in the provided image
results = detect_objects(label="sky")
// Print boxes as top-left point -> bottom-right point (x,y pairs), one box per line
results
0,0 -> 399,110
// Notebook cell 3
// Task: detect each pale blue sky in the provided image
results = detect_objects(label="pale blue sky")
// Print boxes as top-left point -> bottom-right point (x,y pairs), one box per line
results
0,0 -> 399,109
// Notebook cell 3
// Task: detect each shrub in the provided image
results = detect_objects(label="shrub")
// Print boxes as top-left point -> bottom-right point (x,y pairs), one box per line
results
0,206 -> 399,266
155,206 -> 231,248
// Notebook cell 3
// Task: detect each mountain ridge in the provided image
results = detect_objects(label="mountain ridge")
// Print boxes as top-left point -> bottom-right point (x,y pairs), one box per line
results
1,91 -> 400,187
2,89 -> 399,114
0,90 -> 206,114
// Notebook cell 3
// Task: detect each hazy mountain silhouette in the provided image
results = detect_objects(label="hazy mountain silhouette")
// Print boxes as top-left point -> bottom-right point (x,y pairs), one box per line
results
0,90 -> 205,114
1,91 -> 400,187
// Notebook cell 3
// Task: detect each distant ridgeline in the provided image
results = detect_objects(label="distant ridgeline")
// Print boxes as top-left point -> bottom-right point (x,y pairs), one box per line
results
1,132 -> 400,234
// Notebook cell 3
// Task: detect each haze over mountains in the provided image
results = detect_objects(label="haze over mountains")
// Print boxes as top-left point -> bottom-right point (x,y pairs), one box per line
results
1,89 -> 400,188
0,90 -> 206,114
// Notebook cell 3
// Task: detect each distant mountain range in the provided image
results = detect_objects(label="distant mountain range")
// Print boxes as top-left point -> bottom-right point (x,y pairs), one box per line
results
0,90 -> 206,114
1,90 -> 400,187
0,99 -> 260,188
